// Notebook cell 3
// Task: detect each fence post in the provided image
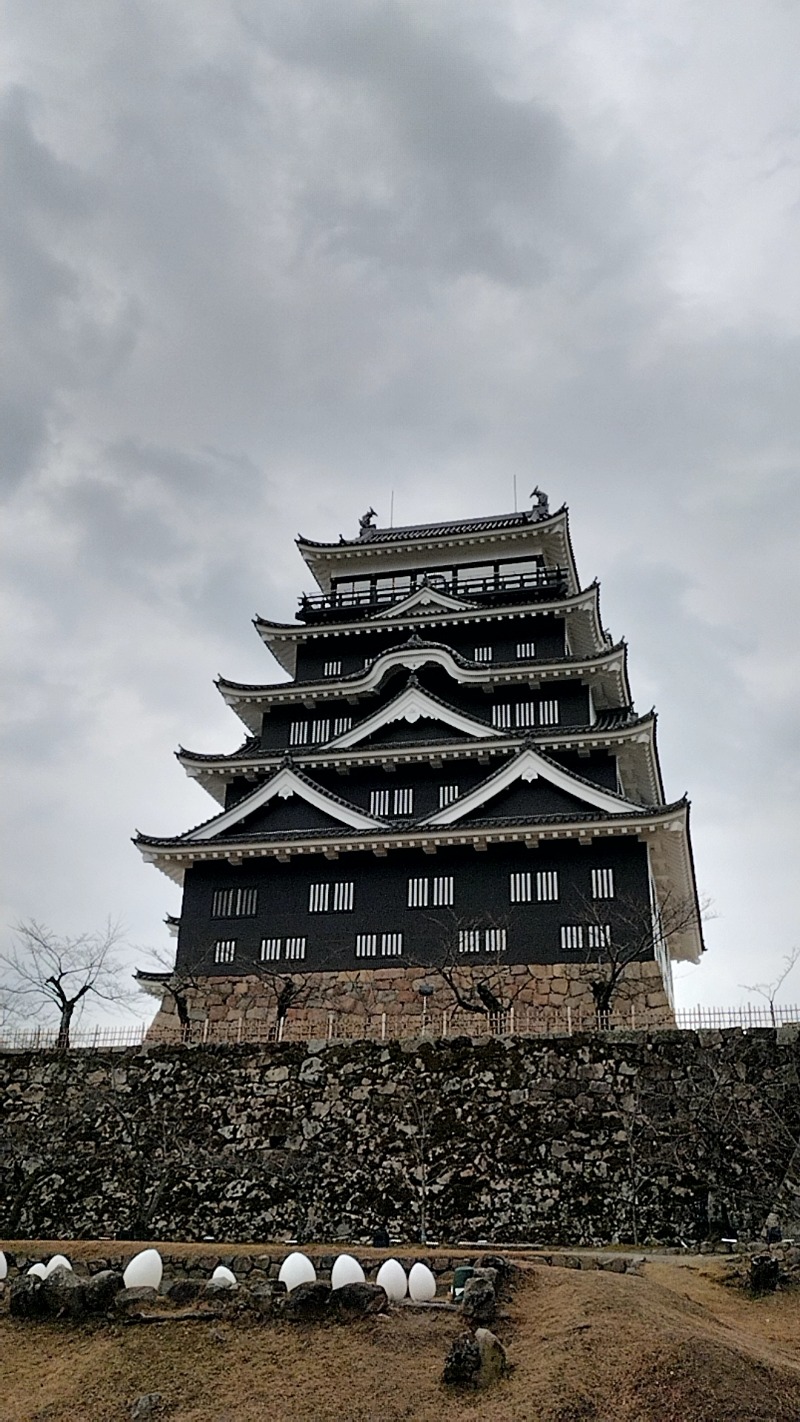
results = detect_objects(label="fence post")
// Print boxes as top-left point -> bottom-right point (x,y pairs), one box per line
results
327,1011 -> 334,1041
202,1019 -> 209,1043
237,1015 -> 243,1043
509,1005 -> 515,1036
381,1012 -> 387,1041
566,1003 -> 572,1035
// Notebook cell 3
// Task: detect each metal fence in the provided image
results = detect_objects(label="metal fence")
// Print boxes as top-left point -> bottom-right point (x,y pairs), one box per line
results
0,1002 -> 798,1052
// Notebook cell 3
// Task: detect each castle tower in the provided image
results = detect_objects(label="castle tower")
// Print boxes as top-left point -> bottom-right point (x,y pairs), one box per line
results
135,498 -> 703,1033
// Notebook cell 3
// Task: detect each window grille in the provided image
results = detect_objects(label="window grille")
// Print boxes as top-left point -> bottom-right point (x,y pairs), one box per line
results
538,699 -> 560,726
408,877 -> 428,908
458,929 -> 482,954
309,881 -> 354,913
588,924 -> 612,951
355,933 -> 378,958
393,787 -> 414,815
591,868 -> 615,899
211,886 -> 258,918
323,660 -> 342,677
381,932 -> 403,957
308,883 -> 329,913
536,870 -> 559,902
515,702 -> 537,728
408,876 -> 453,908
432,875 -> 453,907
284,937 -> 307,961
333,881 -> 354,912
491,704 -> 513,729
439,784 -> 460,808
560,925 -> 584,953
309,718 -> 330,743
474,646 -> 493,662
516,642 -> 536,659
370,788 -> 390,817
260,937 -> 281,962
289,721 -> 308,746
485,927 -> 507,954
510,871 -> 532,903
333,715 -> 352,737
214,939 -> 236,964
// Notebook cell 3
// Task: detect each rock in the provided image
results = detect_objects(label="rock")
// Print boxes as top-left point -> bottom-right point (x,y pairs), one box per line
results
203,1278 -> 238,1295
475,1327 -> 508,1386
9,1276 -> 47,1319
478,1254 -> 514,1296
41,1266 -> 89,1321
114,1286 -> 160,1314
130,1394 -> 162,1420
280,1281 -> 331,1321
248,1282 -> 285,1316
600,1257 -> 627,1274
461,1275 -> 497,1327
164,1279 -> 203,1305
749,1253 -> 780,1293
85,1270 -> 125,1313
443,1331 -> 481,1386
328,1282 -> 387,1320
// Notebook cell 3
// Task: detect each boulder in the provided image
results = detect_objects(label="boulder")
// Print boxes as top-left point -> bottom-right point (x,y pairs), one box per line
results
164,1279 -> 203,1305
41,1266 -> 89,1321
85,1270 -> 125,1313
328,1282 -> 387,1321
248,1282 -> 285,1316
280,1281 -> 331,1322
443,1331 -> 481,1386
130,1394 -> 163,1420
461,1275 -> 497,1327
749,1253 -> 780,1293
474,1328 -> 508,1386
113,1286 -> 160,1314
9,1276 -> 47,1320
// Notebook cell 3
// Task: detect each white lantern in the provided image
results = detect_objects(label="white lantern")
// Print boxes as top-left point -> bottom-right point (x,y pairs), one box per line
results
44,1254 -> 72,1277
278,1251 -> 316,1292
331,1254 -> 365,1290
376,1258 -> 407,1302
408,1262 -> 436,1302
0,1251 -> 7,1281
123,1248 -> 163,1291
211,1265 -> 237,1286
27,1263 -> 47,1279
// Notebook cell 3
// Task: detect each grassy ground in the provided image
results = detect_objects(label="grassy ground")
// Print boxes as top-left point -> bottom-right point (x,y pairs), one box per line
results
1,1251 -> 799,1421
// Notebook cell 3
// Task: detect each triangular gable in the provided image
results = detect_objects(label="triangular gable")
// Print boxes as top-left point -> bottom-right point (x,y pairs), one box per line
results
185,766 -> 386,840
370,584 -> 476,619
424,747 -> 632,826
328,683 -> 503,750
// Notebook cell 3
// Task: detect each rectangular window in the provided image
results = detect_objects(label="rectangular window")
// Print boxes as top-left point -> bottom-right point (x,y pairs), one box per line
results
309,718 -> 330,743
537,870 -> 559,902
393,787 -> 414,815
333,715 -> 352,737
332,881 -> 354,912
516,641 -> 537,659
211,886 -> 258,918
458,929 -> 482,954
560,925 -> 584,953
515,702 -> 537,728
308,882 -> 329,913
510,871 -> 532,904
473,646 -> 493,663
309,881 -> 354,913
355,933 -> 378,958
285,937 -> 307,961
591,868 -> 615,899
323,660 -> 342,677
370,789 -> 391,817
491,704 -> 513,729
289,720 -> 308,747
408,877 -> 428,908
485,927 -> 507,954
588,924 -> 612,952
214,939 -> 236,964
538,699 -> 560,726
260,937 -> 281,962
381,932 -> 403,957
439,784 -> 460,808
432,875 -> 453,907
408,876 -> 453,908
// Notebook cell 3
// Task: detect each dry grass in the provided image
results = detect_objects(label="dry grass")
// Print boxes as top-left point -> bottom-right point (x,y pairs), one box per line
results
1,1253 -> 799,1421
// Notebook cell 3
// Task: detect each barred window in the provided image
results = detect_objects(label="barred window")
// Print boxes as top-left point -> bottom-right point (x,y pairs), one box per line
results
510,871 -> 532,903
588,924 -> 612,951
309,881 -> 354,913
560,925 -> 584,953
485,927 -> 507,954
284,937 -> 307,961
289,721 -> 308,746
538,699 -> 560,726
381,932 -> 403,957
432,875 -> 453,907
214,939 -> 236,964
515,702 -> 537,728
439,784 -> 460,808
458,928 -> 503,954
491,704 -> 513,729
408,876 -> 453,908
333,715 -> 352,736
393,787 -> 414,815
370,789 -> 391,817
458,929 -> 482,954
591,868 -> 615,899
260,937 -> 281,962
408,877 -> 428,908
323,660 -> 342,676
516,642 -> 536,659
536,871 -> 559,902
308,882 -> 329,912
333,881 -> 354,912
474,646 -> 493,663
211,886 -> 258,918
355,933 -> 378,958
309,718 -> 330,743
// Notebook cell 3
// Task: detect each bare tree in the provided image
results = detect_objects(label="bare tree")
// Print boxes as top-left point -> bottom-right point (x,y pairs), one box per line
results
0,919 -> 135,1047
409,909 -> 535,1020
741,946 -> 800,1027
572,887 -> 708,1018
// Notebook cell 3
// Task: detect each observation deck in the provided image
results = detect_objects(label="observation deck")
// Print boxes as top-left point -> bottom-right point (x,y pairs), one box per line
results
296,565 -> 569,623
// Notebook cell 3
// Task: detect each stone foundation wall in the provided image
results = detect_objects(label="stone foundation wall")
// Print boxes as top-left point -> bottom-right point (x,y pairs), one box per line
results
147,960 -> 673,1038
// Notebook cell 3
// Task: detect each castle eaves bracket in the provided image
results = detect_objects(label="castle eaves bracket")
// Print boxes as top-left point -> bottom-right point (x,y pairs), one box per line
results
423,745 -> 636,825
184,765 -> 388,840
328,683 -> 503,750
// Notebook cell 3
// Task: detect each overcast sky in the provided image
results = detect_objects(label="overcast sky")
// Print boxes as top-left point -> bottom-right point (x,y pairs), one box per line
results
2,0 -> 799,1024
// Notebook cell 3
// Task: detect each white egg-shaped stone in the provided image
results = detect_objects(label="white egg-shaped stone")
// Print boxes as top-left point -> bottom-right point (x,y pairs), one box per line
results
278,1251 -> 316,1292
44,1254 -> 72,1277
123,1248 -> 163,1291
408,1262 -> 436,1302
376,1258 -> 407,1302
331,1254 -> 365,1290
211,1265 -> 237,1286
27,1263 -> 48,1279
0,1251 -> 7,1281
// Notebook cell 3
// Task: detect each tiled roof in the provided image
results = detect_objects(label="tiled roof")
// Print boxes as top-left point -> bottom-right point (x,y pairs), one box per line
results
298,507 -> 565,550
